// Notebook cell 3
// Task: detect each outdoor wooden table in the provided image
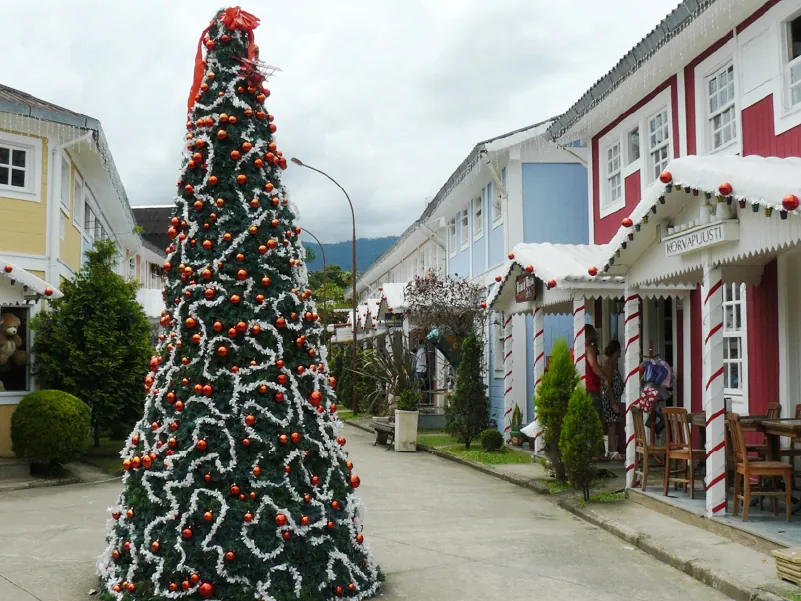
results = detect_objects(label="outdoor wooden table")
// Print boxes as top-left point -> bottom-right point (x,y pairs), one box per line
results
760,419 -> 801,461
689,412 -> 763,431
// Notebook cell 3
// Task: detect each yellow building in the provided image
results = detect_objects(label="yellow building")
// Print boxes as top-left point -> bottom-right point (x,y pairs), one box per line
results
0,84 -> 164,456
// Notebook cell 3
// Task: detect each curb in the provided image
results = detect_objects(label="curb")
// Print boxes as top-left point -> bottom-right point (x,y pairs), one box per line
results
0,476 -> 80,492
346,421 -> 789,601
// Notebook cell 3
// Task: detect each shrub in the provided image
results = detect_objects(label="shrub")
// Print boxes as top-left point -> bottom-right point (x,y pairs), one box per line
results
396,389 -> 420,412
445,335 -> 490,449
534,339 -> 579,482
11,389 -> 91,467
560,387 -> 604,501
480,428 -> 503,452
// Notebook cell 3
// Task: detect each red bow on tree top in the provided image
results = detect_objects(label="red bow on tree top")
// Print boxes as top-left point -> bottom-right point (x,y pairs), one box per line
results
188,6 -> 261,113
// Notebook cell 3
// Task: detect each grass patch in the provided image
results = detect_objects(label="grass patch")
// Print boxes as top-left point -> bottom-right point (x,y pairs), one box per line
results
543,480 -> 570,494
337,409 -> 355,421
417,433 -> 459,448
589,491 -> 625,503
81,437 -> 125,475
446,446 -> 533,465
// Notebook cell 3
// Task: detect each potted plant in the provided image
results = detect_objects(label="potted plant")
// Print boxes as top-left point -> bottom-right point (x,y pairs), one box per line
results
510,404 -> 524,447
394,389 -> 420,452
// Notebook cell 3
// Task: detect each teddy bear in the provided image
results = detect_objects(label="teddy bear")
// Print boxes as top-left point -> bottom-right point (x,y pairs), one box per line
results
0,312 -> 27,368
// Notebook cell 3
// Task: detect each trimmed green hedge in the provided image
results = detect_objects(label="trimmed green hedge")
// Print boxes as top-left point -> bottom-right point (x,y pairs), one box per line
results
11,390 -> 91,466
480,428 -> 504,452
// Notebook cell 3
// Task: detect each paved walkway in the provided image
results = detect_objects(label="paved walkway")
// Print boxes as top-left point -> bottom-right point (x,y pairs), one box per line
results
0,427 -> 729,601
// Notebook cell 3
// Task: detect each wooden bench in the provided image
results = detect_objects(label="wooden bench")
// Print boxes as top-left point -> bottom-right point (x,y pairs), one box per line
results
372,417 -> 395,448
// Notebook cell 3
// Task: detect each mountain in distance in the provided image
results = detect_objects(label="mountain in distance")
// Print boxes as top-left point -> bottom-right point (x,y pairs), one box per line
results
302,236 -> 397,273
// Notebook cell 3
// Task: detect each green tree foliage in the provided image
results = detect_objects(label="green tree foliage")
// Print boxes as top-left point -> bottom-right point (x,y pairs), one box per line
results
445,335 -> 490,449
480,428 -> 503,452
534,339 -> 579,482
560,387 -> 604,501
30,238 -> 152,447
97,10 -> 379,600
11,389 -> 91,468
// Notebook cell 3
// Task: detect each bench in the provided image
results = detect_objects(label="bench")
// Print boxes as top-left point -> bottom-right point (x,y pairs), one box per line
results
371,417 -> 395,448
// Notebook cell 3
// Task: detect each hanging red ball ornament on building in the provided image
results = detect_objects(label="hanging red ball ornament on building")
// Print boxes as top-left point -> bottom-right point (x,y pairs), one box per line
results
659,171 -> 672,184
621,217 -> 633,228
783,194 -> 800,211
588,266 -> 598,276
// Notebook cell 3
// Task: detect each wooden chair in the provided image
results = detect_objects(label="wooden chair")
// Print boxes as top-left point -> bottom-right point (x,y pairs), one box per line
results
728,412 -> 792,521
747,402 -> 781,459
631,406 -> 665,491
663,408 -> 705,498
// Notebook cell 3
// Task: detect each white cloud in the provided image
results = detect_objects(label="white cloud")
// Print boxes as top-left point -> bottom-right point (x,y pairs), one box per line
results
0,0 -> 681,241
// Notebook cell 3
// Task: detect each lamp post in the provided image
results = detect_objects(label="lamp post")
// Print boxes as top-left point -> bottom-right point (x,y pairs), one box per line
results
291,157 -> 359,414
300,228 -> 327,335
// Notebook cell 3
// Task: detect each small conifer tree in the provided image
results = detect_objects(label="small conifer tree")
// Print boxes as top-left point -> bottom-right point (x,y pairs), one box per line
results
445,335 -> 490,449
560,387 -> 604,501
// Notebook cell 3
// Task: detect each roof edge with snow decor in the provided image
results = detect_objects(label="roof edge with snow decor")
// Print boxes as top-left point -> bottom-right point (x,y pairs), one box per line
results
0,260 -> 64,300
600,155 -> 801,282
485,242 -> 624,309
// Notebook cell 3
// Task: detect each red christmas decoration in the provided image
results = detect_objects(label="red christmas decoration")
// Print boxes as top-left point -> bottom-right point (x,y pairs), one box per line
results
621,217 -> 633,228
719,182 -> 733,196
783,194 -> 800,211
659,171 -> 672,184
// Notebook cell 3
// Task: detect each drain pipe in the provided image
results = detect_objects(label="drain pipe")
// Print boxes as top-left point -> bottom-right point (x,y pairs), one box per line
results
47,130 -> 95,284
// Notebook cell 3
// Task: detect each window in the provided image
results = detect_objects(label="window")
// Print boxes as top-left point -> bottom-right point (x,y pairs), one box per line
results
707,63 -> 736,149
491,181 -> 502,225
73,174 -> 84,227
627,127 -> 640,164
722,284 -> 746,394
648,109 -> 670,181
0,307 -> 31,392
60,157 -> 71,215
787,15 -> 801,107
473,196 -> 483,239
128,257 -> 137,280
493,311 -> 505,377
0,144 -> 27,190
150,264 -> 163,289
605,142 -> 622,208
448,217 -> 456,255
460,207 -> 469,249
83,202 -> 108,245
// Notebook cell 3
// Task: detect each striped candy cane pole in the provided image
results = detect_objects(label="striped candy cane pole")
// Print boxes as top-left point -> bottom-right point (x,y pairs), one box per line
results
623,291 -> 641,488
531,307 -> 546,453
502,313 -> 515,442
702,263 -> 726,517
573,299 -> 586,381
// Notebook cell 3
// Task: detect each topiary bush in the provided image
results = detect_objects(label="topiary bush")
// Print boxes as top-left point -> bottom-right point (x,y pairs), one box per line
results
11,389 -> 91,468
445,334 -> 490,449
480,428 -> 504,452
559,387 -> 604,501
396,389 -> 420,412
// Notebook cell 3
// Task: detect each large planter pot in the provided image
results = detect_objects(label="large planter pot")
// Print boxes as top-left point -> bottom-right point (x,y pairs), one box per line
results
394,410 -> 419,452
510,430 -> 524,447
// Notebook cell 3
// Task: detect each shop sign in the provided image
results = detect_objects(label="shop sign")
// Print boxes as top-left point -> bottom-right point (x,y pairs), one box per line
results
663,220 -> 739,258
515,274 -> 537,303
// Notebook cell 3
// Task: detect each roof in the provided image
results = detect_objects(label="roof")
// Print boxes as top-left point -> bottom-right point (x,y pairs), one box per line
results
375,282 -> 407,312
486,243 -> 621,307
0,259 -> 63,300
0,83 -> 136,233
133,206 -> 173,252
601,155 -> 801,275
358,118 -> 556,290
548,0 -> 707,139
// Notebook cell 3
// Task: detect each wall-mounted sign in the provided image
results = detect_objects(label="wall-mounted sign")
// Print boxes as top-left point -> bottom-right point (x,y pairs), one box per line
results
515,274 -> 537,303
663,220 -> 739,257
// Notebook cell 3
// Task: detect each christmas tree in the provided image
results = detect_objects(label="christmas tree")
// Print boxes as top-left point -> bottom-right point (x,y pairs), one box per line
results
98,8 -> 380,601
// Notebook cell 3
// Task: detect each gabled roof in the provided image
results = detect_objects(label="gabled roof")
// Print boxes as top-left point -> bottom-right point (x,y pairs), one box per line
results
548,0 -> 708,139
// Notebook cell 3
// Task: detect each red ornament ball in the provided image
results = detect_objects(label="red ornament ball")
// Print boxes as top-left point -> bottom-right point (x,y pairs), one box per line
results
525,265 -> 534,273
349,474 -> 361,489
182,528 -> 193,540
282,531 -> 292,540
290,432 -> 301,444
719,182 -> 733,196
495,275 -> 502,282
783,194 -> 800,211
621,217 -> 633,228
275,513 -> 288,526
198,582 -> 214,599
659,171 -> 672,184
588,266 -> 598,277
197,439 -> 208,451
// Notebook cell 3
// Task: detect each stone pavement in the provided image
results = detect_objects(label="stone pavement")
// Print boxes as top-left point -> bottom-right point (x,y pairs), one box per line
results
0,426 -> 730,601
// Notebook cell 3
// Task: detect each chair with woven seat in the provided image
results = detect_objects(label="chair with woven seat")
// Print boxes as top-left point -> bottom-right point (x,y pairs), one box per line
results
728,412 -> 792,521
631,406 -> 665,491
663,408 -> 705,498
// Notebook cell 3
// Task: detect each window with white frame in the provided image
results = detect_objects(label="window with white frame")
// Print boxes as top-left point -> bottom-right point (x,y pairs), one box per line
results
460,207 -> 469,249
648,108 -> 670,181
493,311 -> 505,377
448,217 -> 456,255
786,14 -> 801,108
491,181 -> 502,225
604,142 -> 622,209
60,157 -> 71,215
707,63 -> 737,150
0,143 -> 28,191
722,283 -> 746,396
473,196 -> 483,239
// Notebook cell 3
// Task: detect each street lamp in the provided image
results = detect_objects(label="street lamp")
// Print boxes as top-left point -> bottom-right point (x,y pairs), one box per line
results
300,228 -> 327,335
291,157 -> 359,414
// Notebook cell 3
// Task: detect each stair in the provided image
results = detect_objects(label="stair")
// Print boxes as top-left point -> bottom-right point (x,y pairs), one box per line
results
0,458 -> 29,481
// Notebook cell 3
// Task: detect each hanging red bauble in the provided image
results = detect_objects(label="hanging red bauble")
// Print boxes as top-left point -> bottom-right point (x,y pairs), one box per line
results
256,294 -> 265,303
588,266 -> 598,276
269,124 -> 277,134
181,580 -> 191,591
184,184 -> 194,195
252,465 -> 262,476
237,269 -> 248,280
282,531 -> 292,540
242,438 -> 251,447
278,374 -> 288,385
231,294 -> 241,305
327,521 -> 335,530
230,484 -> 241,496
330,403 -> 338,413
275,513 -> 288,526
252,324 -> 262,335
290,432 -> 301,444
311,475 -> 321,486
349,474 -> 361,489
230,150 -> 241,161
719,182 -> 733,196
303,493 -> 312,503
168,227 -> 178,240
217,130 -> 228,140
346,461 -> 354,471
335,585 -> 344,597
198,583 -> 214,599
203,384 -> 213,397
209,176 -> 218,185
337,437 -> 346,447
204,473 -> 212,483
301,515 -> 310,526
621,217 -> 633,228
235,252 -> 245,261
480,302 -> 487,309
225,551 -> 235,561
279,434 -> 289,445
783,194 -> 800,211
244,512 -> 254,522
255,158 -> 264,168
151,540 -> 160,552
348,584 -> 356,593
197,439 -> 208,451
495,275 -> 502,282
205,288 -> 215,300
237,174 -> 248,185
309,391 -> 323,406
182,528 -> 193,540
244,414 -> 256,426
276,317 -> 286,328
284,465 -> 292,474
275,392 -> 285,402
229,116 -> 238,125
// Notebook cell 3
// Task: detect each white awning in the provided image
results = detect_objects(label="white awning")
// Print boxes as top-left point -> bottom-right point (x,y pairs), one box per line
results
376,282 -> 407,315
0,259 -> 63,300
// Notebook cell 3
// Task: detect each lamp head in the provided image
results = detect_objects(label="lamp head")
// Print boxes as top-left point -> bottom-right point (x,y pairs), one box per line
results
290,157 -> 304,167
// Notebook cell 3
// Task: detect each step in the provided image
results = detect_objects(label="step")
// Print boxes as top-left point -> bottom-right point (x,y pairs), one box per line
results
0,458 -> 29,481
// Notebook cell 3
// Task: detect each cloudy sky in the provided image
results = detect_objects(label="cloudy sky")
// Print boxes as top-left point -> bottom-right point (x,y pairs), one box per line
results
1,0 -> 680,242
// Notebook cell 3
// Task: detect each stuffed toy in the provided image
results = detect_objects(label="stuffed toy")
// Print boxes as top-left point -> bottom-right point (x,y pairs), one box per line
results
0,312 -> 27,368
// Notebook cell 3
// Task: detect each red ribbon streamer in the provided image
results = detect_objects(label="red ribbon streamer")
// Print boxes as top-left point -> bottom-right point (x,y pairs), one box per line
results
187,7 -> 261,114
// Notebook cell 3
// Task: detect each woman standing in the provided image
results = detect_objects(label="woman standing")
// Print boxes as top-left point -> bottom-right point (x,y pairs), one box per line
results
601,340 -> 625,459
584,325 -> 607,430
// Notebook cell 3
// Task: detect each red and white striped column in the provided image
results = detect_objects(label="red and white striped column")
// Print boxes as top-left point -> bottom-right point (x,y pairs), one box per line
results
573,299 -> 586,381
623,291 -> 641,488
531,307 -> 546,453
702,263 -> 726,517
502,312 -> 515,442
